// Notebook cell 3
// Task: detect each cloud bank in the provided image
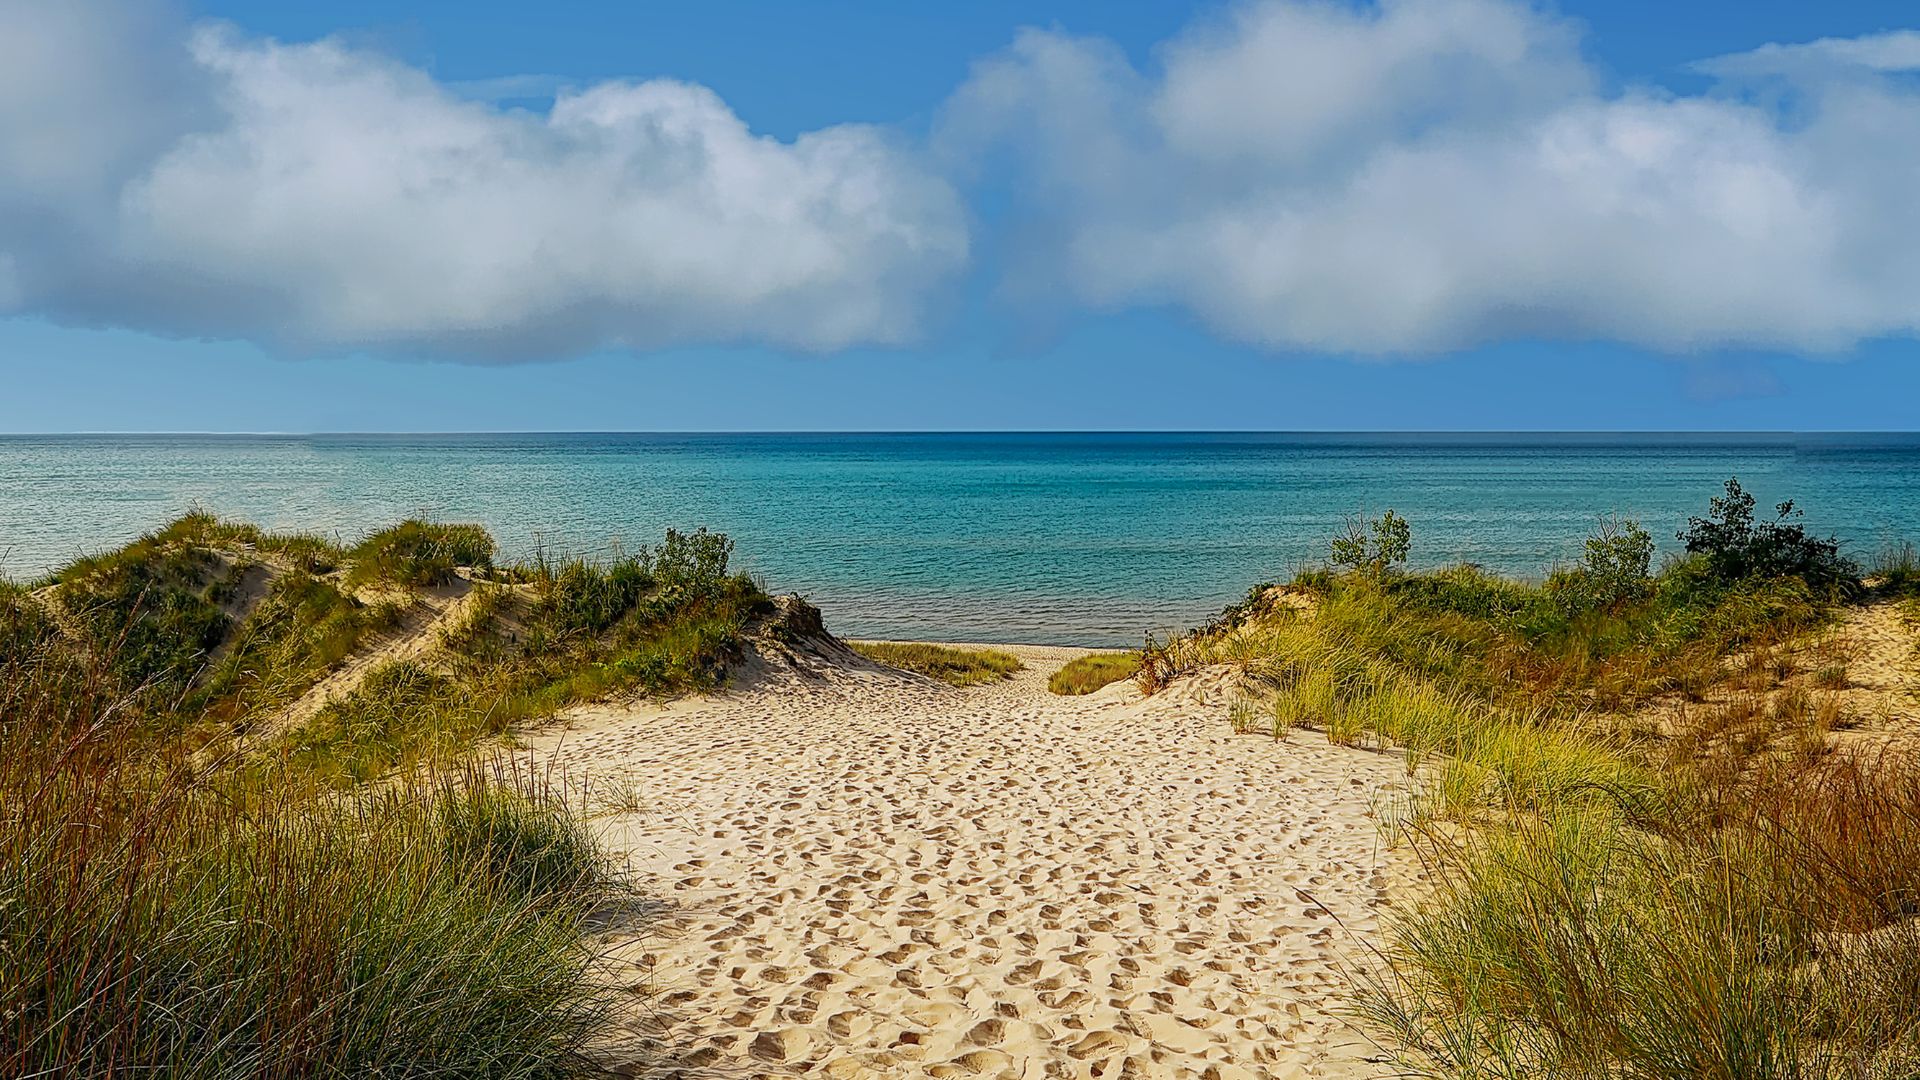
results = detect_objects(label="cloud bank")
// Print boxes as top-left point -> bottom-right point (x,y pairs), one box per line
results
5,0 -> 1920,361
942,3 -> 1920,354
0,0 -> 968,359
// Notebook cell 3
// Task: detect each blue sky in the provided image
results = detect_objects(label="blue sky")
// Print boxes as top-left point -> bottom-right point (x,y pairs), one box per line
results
3,0 -> 1919,431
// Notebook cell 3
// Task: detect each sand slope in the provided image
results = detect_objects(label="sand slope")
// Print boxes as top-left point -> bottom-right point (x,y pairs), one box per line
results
531,645 -> 1412,1080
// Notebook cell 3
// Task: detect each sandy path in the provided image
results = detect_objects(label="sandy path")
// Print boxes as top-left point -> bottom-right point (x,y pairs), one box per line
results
531,645 -> 1412,1080
1826,599 -> 1920,752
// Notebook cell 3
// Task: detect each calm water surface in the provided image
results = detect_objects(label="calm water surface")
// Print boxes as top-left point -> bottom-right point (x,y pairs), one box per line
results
2,433 -> 1916,646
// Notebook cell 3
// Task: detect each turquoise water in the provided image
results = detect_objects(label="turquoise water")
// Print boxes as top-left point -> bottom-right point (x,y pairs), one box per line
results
2,433 -> 1916,646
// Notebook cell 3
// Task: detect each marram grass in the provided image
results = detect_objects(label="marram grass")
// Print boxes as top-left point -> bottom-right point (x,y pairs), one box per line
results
1151,492 -> 1920,1079
1048,651 -> 1141,695
851,640 -> 1024,686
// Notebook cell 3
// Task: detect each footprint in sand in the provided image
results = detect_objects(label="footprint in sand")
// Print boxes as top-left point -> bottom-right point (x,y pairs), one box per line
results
528,643 -> 1413,1079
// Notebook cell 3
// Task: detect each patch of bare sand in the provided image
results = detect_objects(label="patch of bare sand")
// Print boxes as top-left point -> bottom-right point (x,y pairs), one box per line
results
1825,599 -> 1920,753
529,644 -> 1413,1079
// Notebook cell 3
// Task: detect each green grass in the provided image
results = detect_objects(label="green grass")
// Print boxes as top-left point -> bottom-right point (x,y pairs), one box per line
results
1144,492 -> 1920,1078
154,509 -> 348,573
1048,651 -> 1141,695
9,514 -> 774,782
0,514 -> 784,1077
284,528 -> 772,785
192,570 -> 403,731
347,519 -> 497,588
48,533 -> 237,703
0,638 -> 635,1079
851,641 -> 1024,686
1871,539 -> 1920,597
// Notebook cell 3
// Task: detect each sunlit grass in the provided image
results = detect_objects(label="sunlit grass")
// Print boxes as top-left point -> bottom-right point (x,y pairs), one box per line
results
851,641 -> 1023,686
1048,651 -> 1141,695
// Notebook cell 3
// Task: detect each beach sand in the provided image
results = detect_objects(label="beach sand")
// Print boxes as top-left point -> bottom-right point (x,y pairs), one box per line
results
528,642 -> 1415,1079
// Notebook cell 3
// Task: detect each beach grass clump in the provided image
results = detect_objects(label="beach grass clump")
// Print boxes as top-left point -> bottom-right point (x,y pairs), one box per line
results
47,532 -> 237,703
1049,651 -> 1141,695
347,519 -> 497,588
1361,754 -> 1920,1078
0,643 -> 634,1080
153,508 -> 348,574
851,641 -> 1024,686
1871,539 -> 1920,597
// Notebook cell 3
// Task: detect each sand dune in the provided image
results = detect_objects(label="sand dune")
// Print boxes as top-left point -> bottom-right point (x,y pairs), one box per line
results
529,644 -> 1414,1079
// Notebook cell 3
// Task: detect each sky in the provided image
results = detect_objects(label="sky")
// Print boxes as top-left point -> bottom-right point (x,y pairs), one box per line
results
2,0 -> 1919,432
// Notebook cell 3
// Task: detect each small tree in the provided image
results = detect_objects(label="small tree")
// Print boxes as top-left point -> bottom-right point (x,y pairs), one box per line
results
1331,510 -> 1411,581
1678,477 -> 1857,593
1584,516 -> 1654,610
1550,516 -> 1653,614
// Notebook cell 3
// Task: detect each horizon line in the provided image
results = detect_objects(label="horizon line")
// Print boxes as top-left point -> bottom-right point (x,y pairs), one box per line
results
3,428 -> 1919,438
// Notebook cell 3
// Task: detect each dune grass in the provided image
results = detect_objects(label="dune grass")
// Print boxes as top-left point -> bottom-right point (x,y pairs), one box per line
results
346,519 -> 497,588
1145,486 -> 1920,1078
19,514 -> 774,781
851,641 -> 1024,686
288,527 -> 771,784
1048,651 -> 1141,695
0,513 -> 785,1077
0,632 -> 635,1079
1872,539 -> 1920,597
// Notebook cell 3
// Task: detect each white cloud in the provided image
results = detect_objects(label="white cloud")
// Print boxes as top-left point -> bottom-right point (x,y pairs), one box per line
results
7,0 -> 1920,363
1695,29 -> 1920,79
942,1 -> 1920,354
0,0 -> 968,359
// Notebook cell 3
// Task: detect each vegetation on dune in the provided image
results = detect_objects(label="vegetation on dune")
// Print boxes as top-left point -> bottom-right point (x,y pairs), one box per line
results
0,621 -> 634,1078
1141,480 -> 1920,1078
1,512 -> 780,1077
1872,538 -> 1920,598
194,569 -> 404,729
16,514 -> 772,777
347,518 -> 497,588
293,527 -> 769,783
851,640 -> 1024,686
1049,651 -> 1141,695
46,535 -> 237,705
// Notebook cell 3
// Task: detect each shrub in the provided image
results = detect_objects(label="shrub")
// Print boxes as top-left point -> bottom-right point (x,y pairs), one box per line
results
1331,509 -> 1411,580
1679,477 -> 1858,595
1049,652 -> 1141,695
1548,516 -> 1655,615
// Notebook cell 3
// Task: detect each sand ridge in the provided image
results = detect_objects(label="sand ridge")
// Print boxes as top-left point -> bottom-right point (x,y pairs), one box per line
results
531,644 -> 1413,1079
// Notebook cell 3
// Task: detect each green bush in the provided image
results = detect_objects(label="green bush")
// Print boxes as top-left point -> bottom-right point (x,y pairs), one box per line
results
1679,477 -> 1858,596
1331,509 -> 1411,580
1548,516 -> 1655,615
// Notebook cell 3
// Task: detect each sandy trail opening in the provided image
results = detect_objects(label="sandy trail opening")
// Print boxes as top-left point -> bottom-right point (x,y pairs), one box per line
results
531,644 -> 1414,1080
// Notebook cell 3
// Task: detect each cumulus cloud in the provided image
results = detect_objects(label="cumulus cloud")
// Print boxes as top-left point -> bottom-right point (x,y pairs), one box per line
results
0,0 -> 968,359
942,0 -> 1920,354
